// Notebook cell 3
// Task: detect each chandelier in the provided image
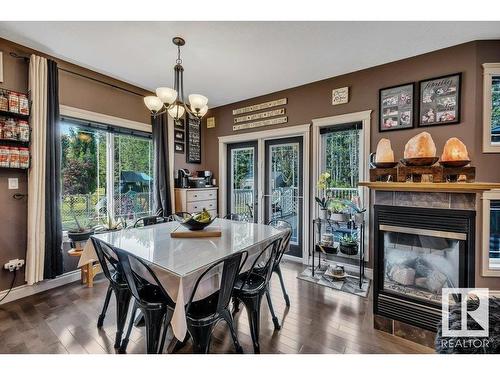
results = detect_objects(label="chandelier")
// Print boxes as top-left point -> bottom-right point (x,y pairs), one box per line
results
143,37 -> 208,120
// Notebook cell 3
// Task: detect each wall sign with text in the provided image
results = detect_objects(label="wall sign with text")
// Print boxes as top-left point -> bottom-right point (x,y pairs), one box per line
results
186,114 -> 201,163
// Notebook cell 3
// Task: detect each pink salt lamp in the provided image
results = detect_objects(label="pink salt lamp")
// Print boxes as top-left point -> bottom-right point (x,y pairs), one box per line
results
404,132 -> 436,159
441,137 -> 469,161
375,138 -> 395,163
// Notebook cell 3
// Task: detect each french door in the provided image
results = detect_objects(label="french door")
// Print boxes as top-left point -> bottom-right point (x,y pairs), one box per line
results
227,141 -> 258,222
264,137 -> 303,258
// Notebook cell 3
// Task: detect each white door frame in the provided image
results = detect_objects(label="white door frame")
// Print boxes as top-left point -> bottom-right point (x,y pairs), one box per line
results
219,123 -> 311,264
311,110 -> 372,263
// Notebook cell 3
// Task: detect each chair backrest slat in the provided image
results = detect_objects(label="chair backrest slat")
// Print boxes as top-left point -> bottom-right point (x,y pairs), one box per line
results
91,237 -> 122,282
267,220 -> 293,266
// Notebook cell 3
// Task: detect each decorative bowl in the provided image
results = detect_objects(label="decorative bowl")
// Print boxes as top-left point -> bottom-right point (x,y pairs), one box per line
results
400,157 -> 439,166
174,211 -> 216,231
439,160 -> 471,168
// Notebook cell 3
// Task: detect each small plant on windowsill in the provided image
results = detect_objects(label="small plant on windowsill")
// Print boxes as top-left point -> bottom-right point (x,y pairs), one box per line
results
339,233 -> 359,256
315,172 -> 331,220
96,214 -> 127,233
67,215 -> 95,243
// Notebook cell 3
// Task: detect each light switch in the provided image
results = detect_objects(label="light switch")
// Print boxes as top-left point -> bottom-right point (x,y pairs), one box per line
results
8,178 -> 19,190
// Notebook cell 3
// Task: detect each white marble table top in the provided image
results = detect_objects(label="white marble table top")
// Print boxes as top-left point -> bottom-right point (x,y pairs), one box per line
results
91,218 -> 282,277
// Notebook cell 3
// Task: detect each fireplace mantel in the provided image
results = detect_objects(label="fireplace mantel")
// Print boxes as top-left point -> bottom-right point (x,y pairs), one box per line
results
359,181 -> 500,193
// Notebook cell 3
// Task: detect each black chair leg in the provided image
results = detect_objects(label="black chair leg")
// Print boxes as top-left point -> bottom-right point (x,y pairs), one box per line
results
158,307 -> 174,354
232,297 -> 241,314
119,301 -> 138,354
222,309 -> 243,353
143,307 -> 167,354
97,284 -> 113,328
275,265 -> 290,307
240,294 -> 263,354
188,322 -> 214,354
114,288 -> 132,348
265,288 -> 281,331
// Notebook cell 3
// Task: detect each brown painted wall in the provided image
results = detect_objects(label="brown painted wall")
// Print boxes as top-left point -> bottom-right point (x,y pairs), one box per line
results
0,37 -> 152,290
204,40 -> 500,288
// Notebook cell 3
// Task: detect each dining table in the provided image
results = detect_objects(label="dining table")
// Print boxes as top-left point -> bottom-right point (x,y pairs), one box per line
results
78,218 -> 285,341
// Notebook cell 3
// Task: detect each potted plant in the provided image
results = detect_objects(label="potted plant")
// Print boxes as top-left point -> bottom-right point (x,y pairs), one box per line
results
339,233 -> 359,256
343,197 -> 366,226
315,172 -> 331,220
67,215 -> 95,242
328,198 -> 347,222
96,214 -> 127,233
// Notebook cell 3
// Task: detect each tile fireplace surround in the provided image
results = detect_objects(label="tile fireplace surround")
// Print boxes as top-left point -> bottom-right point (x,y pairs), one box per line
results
372,190 -> 476,348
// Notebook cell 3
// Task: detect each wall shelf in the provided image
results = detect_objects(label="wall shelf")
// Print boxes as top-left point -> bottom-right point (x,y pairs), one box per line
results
0,109 -> 30,120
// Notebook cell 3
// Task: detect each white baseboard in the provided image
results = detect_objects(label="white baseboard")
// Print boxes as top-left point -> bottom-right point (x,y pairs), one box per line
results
0,270 -> 81,305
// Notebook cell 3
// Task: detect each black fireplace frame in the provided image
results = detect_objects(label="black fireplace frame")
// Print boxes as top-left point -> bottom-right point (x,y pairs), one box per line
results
373,204 -> 475,331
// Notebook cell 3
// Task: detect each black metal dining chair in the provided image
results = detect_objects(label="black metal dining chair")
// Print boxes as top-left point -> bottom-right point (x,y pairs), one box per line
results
223,213 -> 245,221
265,220 -> 293,307
91,237 -> 133,349
185,251 -> 248,354
115,248 -> 176,354
133,214 -> 175,228
232,236 -> 282,354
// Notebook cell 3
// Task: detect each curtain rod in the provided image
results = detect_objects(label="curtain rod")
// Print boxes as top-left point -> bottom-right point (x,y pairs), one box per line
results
9,52 -> 147,98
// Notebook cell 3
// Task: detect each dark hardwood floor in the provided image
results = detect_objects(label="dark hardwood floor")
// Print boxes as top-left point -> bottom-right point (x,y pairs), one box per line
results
0,262 -> 433,354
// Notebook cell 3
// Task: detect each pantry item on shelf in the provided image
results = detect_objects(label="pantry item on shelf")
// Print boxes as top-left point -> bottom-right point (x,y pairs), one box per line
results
18,121 -> 29,142
8,92 -> 19,113
439,137 -> 470,167
19,94 -> 29,115
0,118 -> 4,139
3,118 -> 16,140
0,146 -> 9,167
19,147 -> 29,169
370,138 -> 397,168
9,147 -> 19,168
0,91 -> 8,111
401,131 -> 438,166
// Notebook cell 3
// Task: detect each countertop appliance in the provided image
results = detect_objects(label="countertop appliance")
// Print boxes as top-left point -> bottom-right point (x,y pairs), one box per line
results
197,170 -> 213,186
176,168 -> 190,188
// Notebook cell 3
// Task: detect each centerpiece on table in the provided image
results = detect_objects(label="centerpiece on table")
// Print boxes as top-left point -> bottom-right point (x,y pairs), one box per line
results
174,209 -> 216,231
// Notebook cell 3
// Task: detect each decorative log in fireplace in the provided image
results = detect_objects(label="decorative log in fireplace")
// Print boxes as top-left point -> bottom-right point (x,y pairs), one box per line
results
374,205 -> 475,332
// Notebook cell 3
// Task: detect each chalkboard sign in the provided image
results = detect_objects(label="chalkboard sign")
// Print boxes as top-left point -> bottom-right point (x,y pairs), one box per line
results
186,114 -> 201,164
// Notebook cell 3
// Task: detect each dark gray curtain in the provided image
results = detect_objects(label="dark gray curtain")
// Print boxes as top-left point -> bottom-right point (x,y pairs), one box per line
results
152,113 -> 172,216
44,59 -> 63,279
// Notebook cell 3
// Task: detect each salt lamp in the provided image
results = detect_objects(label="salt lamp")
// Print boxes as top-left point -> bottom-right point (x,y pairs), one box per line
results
441,137 -> 469,161
375,138 -> 395,163
404,132 -> 436,159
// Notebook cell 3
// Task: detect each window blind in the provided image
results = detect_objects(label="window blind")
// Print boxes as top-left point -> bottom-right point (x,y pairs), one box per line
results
60,116 -> 152,139
319,121 -> 362,135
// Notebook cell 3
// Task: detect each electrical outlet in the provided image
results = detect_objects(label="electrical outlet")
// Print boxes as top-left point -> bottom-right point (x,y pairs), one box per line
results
3,259 -> 24,272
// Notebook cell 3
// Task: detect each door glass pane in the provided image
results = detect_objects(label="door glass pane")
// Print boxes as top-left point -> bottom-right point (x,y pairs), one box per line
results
113,133 -> 154,225
489,200 -> 500,269
269,143 -> 299,244
60,124 -> 106,231
231,147 -> 255,218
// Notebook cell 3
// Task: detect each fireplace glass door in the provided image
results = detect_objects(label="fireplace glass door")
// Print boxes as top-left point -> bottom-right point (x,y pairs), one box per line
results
380,224 -> 464,305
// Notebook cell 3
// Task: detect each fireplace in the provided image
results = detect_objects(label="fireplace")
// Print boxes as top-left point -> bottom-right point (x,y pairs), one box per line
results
374,204 -> 475,332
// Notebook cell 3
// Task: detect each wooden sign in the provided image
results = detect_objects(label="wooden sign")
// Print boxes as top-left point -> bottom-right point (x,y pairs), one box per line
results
186,114 -> 201,163
233,116 -> 288,131
232,98 -> 287,115
234,108 -> 285,124
332,87 -> 349,105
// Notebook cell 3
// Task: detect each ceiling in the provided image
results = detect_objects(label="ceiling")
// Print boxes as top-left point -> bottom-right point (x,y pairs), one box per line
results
1,21 -> 499,108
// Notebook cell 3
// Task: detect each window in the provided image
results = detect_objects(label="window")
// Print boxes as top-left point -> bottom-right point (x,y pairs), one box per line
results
482,190 -> 500,276
60,117 -> 154,231
482,63 -> 500,152
319,122 -> 361,201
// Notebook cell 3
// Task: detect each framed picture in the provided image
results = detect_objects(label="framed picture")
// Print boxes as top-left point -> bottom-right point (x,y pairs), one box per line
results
332,87 -> 349,105
174,142 -> 184,154
379,82 -> 415,132
174,118 -> 185,130
174,130 -> 185,142
418,73 -> 461,127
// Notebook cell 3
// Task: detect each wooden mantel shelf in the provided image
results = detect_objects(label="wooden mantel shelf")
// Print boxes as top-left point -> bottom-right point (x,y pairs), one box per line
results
359,181 -> 500,193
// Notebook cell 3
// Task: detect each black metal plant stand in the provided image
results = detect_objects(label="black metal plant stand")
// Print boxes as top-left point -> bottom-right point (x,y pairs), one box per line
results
311,217 -> 365,289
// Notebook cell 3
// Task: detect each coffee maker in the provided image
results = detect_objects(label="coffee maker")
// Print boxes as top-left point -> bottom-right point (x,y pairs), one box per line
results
197,170 -> 213,186
176,168 -> 190,188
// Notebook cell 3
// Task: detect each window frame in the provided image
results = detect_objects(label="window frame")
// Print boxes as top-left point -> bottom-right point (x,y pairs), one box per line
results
482,63 -> 500,153
481,190 -> 500,277
59,105 -> 152,233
